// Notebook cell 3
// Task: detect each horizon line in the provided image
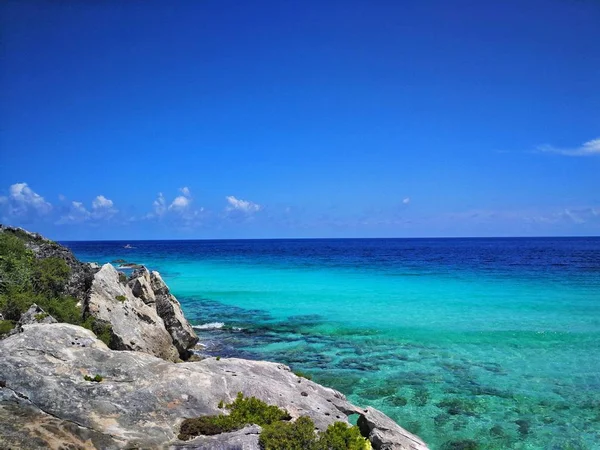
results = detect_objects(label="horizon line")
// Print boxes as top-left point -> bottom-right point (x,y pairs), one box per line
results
58,235 -> 600,243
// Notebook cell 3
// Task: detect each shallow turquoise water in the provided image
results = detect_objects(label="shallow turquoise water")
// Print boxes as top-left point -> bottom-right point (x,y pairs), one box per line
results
66,238 -> 600,449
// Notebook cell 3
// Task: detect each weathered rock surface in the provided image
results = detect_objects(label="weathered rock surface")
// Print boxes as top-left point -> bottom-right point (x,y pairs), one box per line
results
129,268 -> 198,358
87,263 -> 181,362
171,425 -> 261,449
0,324 -> 429,450
6,304 -> 57,337
0,225 -> 96,303
359,407 -> 429,450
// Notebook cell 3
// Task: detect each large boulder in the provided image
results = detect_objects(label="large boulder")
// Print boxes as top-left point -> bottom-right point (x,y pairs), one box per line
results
129,268 -> 198,359
87,263 -> 180,362
0,324 -> 429,450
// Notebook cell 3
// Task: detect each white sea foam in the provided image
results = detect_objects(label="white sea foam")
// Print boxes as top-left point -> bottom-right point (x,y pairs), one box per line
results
193,322 -> 225,330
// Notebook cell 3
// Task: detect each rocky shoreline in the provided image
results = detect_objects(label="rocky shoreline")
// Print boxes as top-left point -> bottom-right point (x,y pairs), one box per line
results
0,225 -> 429,449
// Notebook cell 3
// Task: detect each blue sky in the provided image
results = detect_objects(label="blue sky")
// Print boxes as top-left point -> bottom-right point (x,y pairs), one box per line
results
1,0 -> 599,240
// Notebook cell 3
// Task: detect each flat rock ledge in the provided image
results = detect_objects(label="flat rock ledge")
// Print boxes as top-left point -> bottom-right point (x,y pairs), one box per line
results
0,323 -> 429,450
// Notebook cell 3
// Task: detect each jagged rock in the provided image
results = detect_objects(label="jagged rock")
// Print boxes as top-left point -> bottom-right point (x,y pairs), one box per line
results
129,267 -> 198,359
0,324 -> 429,450
0,225 -> 95,303
18,304 -> 57,326
358,407 -> 428,450
87,263 -> 180,362
150,270 -> 198,357
5,304 -> 57,338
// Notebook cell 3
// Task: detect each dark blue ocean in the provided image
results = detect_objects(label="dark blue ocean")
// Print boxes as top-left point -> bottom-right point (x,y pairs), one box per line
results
64,237 -> 600,449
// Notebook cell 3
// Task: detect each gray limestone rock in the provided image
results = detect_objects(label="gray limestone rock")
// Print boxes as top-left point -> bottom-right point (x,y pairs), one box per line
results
127,267 -> 198,359
87,263 -> 180,362
358,407 -> 428,450
0,324 -> 429,450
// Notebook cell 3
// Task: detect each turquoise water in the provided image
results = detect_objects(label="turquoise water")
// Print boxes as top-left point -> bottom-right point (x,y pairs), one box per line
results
65,238 -> 600,449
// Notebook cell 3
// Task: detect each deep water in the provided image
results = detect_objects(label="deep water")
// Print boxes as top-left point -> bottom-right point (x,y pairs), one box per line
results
64,237 -> 600,450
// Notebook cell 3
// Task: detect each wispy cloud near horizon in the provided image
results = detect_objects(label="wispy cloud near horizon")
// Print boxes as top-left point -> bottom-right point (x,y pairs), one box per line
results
537,138 -> 600,157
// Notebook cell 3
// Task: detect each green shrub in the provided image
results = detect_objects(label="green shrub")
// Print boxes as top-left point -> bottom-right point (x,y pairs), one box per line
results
315,421 -> 370,450
216,356 -> 221,361
178,415 -> 238,439
115,295 -> 126,302
84,374 -> 103,382
33,257 -> 70,296
259,416 -> 316,450
178,393 -> 291,441
227,392 -> 291,425
0,320 -> 15,336
178,394 -> 370,449
118,272 -> 128,284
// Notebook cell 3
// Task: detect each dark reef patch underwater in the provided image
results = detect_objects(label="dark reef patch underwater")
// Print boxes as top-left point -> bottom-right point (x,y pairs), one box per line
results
65,237 -> 600,449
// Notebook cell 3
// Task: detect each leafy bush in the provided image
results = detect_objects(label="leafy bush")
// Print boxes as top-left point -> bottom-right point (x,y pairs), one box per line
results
33,257 -> 70,296
0,320 -> 14,336
259,416 -> 316,450
315,421 -> 370,450
178,393 -> 370,449
0,231 -> 114,346
118,272 -> 128,284
178,393 -> 291,440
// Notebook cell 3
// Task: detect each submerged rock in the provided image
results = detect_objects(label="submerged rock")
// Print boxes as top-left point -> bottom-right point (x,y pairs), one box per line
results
0,324 -> 429,450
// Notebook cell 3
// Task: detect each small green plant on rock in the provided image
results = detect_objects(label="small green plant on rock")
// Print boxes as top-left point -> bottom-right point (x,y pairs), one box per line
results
84,374 -> 103,382
115,295 -> 126,302
293,370 -> 313,380
34,312 -> 49,321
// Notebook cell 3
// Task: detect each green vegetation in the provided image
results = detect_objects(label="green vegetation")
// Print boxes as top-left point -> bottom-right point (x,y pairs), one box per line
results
115,295 -> 127,302
178,392 -> 291,440
293,370 -> 313,380
259,417 -> 371,450
84,374 -> 103,382
0,232 -> 112,346
34,312 -> 49,321
118,272 -> 128,284
178,393 -> 370,449
216,356 -> 221,361
0,320 -> 15,336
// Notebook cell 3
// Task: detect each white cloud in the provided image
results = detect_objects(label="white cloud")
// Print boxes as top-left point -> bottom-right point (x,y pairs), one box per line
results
153,192 -> 167,216
168,187 -> 193,212
537,138 -> 600,157
56,201 -> 91,224
225,195 -> 262,213
57,195 -> 117,224
0,182 -> 52,218
169,196 -> 191,211
92,195 -> 114,210
402,197 -> 411,204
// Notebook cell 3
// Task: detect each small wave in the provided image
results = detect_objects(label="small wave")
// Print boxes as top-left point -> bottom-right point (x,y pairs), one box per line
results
193,322 -> 225,330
